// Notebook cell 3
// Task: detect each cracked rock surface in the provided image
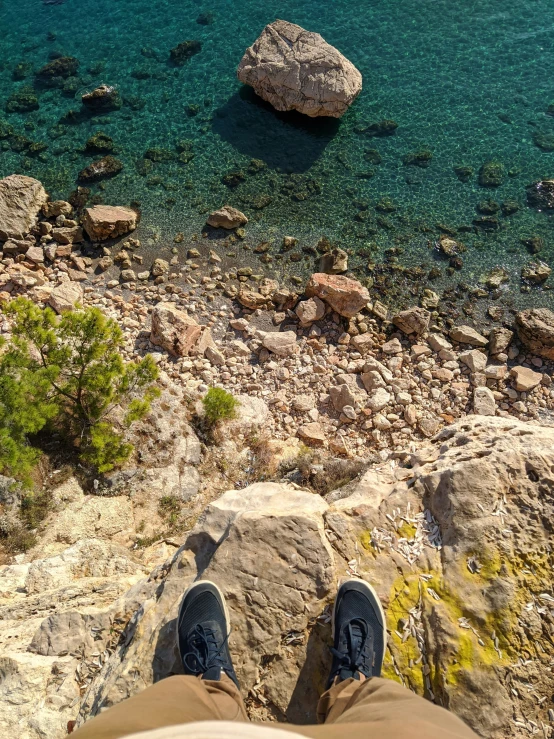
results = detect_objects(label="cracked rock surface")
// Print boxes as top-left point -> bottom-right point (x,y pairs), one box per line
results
237,20 -> 362,118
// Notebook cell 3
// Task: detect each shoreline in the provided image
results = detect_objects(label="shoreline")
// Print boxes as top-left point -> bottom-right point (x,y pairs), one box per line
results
1,175 -> 554,460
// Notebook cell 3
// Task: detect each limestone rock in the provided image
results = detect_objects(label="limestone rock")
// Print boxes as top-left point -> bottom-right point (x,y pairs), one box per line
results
318,247 -> 348,274
392,307 -> 430,336
295,296 -> 325,325
329,383 -> 359,412
42,200 -> 73,218
510,365 -> 542,392
521,260 -> 551,284
47,282 -> 83,313
366,387 -> 391,412
237,20 -> 362,118
0,174 -> 48,241
150,302 -> 202,357
82,205 -> 137,241
473,386 -> 496,415
7,417 -> 554,739
459,349 -> 487,373
52,225 -> 84,244
305,273 -> 369,318
427,333 -> 452,352
297,422 -> 326,445
81,84 -> 121,112
449,325 -> 488,347
225,395 -> 270,435
515,308 -> 554,360
237,286 -> 270,310
261,330 -> 298,356
207,206 -> 248,229
489,327 -> 513,355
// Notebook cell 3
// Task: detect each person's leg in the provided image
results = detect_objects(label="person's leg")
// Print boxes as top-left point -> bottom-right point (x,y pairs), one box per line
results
311,675 -> 478,738
70,674 -> 246,739
277,579 -> 478,739
70,581 -> 247,739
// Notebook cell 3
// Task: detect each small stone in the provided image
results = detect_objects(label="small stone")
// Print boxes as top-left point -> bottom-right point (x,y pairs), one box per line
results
297,422 -> 326,445
382,338 -> 402,354
340,405 -> 357,421
450,325 -> 488,347
262,331 -> 298,357
510,366 -> 542,392
484,364 -> 507,380
25,246 -> 44,263
120,269 -> 136,282
427,333 -> 452,352
459,349 -> 487,373
417,417 -> 441,437
305,273 -> 370,318
207,206 -> 248,229
292,395 -> 315,412
366,387 -> 391,412
489,327 -> 513,355
473,386 -> 496,416
295,297 -> 325,325
151,258 -> 169,276
392,307 -> 430,336
351,334 -> 373,352
47,282 -> 83,313
330,384 -> 359,413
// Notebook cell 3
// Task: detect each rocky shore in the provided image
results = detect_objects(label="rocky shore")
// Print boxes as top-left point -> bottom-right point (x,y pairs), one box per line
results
1,174 -> 554,458
2,173 -> 554,738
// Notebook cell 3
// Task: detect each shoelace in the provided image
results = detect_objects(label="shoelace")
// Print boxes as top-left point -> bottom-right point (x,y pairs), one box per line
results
330,617 -> 372,679
182,624 -> 231,674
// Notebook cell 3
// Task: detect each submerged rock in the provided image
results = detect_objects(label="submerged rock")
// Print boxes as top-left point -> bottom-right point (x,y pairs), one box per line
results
85,131 -> 115,153
403,149 -> 433,168
358,119 -> 398,137
521,260 -> 551,284
526,179 -> 554,210
318,247 -> 348,274
78,155 -> 123,183
5,85 -> 39,113
170,40 -> 202,65
36,56 -> 79,84
478,160 -> 505,187
0,174 -> 48,241
81,84 -> 121,112
237,20 -> 362,118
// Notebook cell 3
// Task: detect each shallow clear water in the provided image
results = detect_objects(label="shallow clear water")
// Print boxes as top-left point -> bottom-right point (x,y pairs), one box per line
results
1,0 -> 554,310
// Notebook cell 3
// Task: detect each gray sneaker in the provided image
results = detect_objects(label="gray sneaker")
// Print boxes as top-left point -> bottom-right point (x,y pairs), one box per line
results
177,580 -> 239,688
327,578 -> 387,687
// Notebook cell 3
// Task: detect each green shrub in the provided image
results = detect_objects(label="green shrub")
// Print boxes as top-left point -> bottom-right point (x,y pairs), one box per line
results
202,387 -> 239,426
0,298 -> 160,477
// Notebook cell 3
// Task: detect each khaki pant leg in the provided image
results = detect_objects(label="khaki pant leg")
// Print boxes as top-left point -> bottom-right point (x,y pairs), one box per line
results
69,675 -> 247,739
282,677 -> 479,739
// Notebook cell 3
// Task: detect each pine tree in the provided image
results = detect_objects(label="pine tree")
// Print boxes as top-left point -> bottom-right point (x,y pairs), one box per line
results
0,298 -> 159,476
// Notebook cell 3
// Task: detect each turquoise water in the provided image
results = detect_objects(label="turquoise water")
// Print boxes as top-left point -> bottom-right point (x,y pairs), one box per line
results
1,0 -> 554,310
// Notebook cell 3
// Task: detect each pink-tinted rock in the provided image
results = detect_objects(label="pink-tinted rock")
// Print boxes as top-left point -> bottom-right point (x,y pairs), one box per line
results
305,273 -> 369,318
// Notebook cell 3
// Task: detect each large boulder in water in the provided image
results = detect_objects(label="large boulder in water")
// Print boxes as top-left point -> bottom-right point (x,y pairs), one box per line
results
237,20 -> 362,118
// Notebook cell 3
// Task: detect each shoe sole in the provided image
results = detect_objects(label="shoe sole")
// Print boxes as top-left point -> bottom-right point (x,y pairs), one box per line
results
332,577 -> 388,653
177,580 -> 231,665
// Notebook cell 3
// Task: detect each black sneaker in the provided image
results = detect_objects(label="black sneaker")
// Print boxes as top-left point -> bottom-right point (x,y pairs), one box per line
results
177,580 -> 239,687
327,578 -> 387,687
